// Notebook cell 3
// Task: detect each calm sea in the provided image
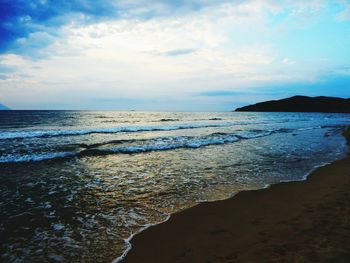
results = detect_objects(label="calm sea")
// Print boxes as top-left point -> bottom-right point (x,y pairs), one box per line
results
0,111 -> 349,262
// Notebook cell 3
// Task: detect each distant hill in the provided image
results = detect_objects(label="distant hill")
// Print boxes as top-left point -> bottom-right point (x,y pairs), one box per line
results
0,103 -> 10,110
235,96 -> 350,113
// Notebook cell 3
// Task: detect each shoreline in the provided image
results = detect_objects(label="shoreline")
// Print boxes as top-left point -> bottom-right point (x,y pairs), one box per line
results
114,159 -> 338,263
121,127 -> 350,262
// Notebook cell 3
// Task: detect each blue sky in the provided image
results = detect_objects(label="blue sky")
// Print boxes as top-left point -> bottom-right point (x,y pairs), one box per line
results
0,0 -> 349,110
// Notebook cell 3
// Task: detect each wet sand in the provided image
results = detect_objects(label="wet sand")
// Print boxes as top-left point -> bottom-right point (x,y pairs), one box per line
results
123,127 -> 350,263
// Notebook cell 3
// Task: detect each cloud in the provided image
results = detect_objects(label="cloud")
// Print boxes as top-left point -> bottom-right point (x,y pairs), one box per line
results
336,4 -> 350,21
1,1 -> 349,110
0,0 -> 234,54
0,0 -> 119,52
257,73 -> 350,98
198,90 -> 246,97
282,58 -> 295,65
1,0 -> 335,55
162,48 -> 198,56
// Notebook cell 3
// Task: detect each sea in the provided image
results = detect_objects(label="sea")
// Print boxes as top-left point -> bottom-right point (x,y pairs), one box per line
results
0,111 -> 349,262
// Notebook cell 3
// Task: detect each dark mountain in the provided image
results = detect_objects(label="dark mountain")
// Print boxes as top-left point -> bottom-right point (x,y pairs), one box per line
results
0,103 -> 10,110
235,96 -> 350,113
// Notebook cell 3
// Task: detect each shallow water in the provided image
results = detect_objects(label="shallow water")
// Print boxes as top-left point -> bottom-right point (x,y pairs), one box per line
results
0,111 -> 349,262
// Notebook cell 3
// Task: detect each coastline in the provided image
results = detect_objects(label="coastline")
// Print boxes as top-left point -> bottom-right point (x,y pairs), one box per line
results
122,127 -> 350,263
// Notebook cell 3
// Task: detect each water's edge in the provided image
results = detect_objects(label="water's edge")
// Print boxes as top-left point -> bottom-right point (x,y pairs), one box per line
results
113,127 -> 350,263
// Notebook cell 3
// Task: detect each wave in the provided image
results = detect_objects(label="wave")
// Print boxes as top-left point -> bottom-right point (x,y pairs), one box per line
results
0,128 -> 287,163
81,133 -> 241,155
0,152 -> 75,163
0,126 -> 327,163
0,123 -> 237,140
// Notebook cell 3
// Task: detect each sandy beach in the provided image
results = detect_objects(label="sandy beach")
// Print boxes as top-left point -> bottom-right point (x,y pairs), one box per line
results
124,127 -> 350,263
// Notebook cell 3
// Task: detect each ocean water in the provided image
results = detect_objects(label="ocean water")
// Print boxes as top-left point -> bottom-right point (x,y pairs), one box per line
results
0,111 -> 349,262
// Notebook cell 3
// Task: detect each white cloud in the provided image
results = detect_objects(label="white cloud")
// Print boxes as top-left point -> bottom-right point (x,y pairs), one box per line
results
336,4 -> 350,21
282,58 -> 295,65
0,0 -> 345,109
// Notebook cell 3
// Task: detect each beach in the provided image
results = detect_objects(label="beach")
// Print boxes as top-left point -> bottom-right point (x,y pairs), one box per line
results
124,127 -> 350,262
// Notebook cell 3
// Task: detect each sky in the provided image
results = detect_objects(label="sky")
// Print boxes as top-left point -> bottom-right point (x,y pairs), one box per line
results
0,0 -> 350,110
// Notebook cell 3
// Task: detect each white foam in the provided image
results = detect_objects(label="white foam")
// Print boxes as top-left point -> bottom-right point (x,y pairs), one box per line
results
0,123 -> 237,140
112,215 -> 171,263
0,152 -> 75,163
111,150 -> 348,263
106,135 -> 240,154
0,128 -> 301,163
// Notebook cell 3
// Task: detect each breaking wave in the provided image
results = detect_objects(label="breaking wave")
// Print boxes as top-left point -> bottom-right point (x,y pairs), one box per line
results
0,128 -> 304,163
0,123 -> 239,140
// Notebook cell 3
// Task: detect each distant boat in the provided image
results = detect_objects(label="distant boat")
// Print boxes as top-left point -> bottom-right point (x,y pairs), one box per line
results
235,95 -> 350,113
0,103 -> 10,110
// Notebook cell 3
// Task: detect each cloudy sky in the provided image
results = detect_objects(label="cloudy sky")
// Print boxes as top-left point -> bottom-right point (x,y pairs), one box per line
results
0,0 -> 349,110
